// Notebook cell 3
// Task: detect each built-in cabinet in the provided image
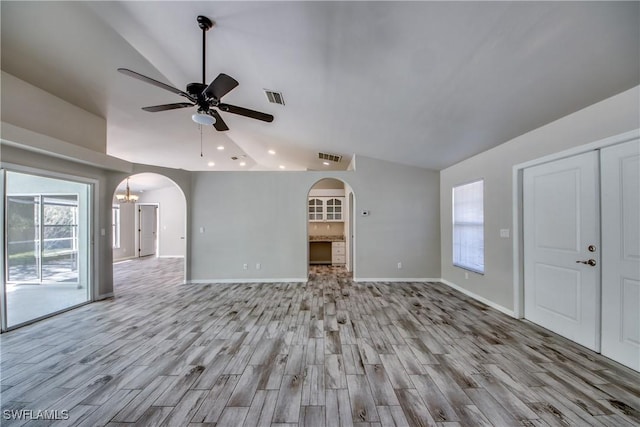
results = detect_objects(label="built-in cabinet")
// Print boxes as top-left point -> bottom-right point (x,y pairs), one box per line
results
308,197 -> 344,222
308,187 -> 348,268
332,241 -> 345,265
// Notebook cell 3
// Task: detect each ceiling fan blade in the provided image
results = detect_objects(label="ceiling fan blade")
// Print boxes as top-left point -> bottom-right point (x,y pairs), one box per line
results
218,103 -> 274,122
209,110 -> 229,131
142,102 -> 194,112
203,73 -> 239,100
118,68 -> 195,102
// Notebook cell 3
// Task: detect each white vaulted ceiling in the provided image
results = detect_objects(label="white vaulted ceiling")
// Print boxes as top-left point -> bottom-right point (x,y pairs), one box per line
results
2,1 -> 638,172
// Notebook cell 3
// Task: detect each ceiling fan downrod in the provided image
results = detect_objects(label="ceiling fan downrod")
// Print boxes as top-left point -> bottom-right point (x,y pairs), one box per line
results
197,15 -> 214,86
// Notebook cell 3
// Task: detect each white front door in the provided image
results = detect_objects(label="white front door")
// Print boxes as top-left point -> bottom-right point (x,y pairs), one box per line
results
600,139 -> 640,371
138,205 -> 157,257
523,151 -> 600,351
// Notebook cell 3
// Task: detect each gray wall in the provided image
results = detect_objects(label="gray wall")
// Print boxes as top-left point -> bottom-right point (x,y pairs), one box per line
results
189,156 -> 441,282
1,71 -> 106,153
440,86 -> 640,312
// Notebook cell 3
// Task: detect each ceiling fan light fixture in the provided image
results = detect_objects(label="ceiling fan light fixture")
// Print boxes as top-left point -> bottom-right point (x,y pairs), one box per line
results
192,112 -> 216,126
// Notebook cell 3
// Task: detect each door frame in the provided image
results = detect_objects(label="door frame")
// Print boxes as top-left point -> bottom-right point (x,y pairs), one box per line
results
305,179 -> 356,278
0,163 -> 97,332
135,202 -> 159,258
512,129 -> 640,319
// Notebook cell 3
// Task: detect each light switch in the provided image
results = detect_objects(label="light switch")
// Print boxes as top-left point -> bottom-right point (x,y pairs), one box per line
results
199,227 -> 205,233
100,228 -> 105,236
500,229 -> 510,238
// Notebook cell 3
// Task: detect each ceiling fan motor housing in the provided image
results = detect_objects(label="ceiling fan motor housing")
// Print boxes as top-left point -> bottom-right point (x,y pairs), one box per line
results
187,82 -> 217,113
186,82 -> 207,97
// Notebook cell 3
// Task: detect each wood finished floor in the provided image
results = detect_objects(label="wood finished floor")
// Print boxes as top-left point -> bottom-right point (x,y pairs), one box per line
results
1,257 -> 639,427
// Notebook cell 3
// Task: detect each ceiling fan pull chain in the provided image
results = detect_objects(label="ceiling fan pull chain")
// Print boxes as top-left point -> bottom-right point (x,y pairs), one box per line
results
200,124 -> 203,157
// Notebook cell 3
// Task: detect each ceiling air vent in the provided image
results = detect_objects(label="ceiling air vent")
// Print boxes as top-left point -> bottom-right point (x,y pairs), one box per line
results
264,89 -> 285,105
318,152 -> 342,163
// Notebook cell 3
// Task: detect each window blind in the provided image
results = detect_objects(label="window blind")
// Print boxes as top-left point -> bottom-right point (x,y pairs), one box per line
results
453,180 -> 484,274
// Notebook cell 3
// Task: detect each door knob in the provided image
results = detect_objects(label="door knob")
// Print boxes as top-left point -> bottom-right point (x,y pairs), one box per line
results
576,259 -> 597,266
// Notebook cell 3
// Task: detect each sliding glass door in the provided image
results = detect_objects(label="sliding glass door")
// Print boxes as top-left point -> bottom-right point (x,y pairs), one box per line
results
2,171 -> 91,329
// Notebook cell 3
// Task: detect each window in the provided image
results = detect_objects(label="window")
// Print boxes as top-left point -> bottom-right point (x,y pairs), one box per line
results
112,205 -> 120,249
453,180 -> 484,274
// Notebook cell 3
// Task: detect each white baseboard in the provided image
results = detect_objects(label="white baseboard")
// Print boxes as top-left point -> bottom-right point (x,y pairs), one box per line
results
113,256 -> 136,263
158,255 -> 185,259
439,279 -> 515,317
353,278 -> 441,283
96,292 -> 114,300
186,278 -> 308,285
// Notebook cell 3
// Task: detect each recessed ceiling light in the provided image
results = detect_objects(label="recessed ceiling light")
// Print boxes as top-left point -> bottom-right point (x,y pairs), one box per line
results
323,161 -> 330,166
279,165 -> 285,169
268,149 -> 276,155
217,146 -> 225,151
239,161 -> 246,166
207,161 -> 215,167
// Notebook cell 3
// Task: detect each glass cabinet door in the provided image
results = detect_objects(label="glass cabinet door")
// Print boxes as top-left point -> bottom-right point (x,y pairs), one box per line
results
308,198 -> 324,221
326,198 -> 343,221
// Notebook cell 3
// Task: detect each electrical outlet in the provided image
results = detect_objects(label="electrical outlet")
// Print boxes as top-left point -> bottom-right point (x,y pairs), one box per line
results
397,262 -> 402,269
465,272 -> 469,279
256,263 -> 261,270
243,263 -> 248,270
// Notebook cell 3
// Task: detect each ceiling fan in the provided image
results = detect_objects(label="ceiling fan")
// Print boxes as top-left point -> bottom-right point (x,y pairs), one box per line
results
118,15 -> 274,131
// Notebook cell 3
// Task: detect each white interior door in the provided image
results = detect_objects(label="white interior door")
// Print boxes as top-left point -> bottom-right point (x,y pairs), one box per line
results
600,139 -> 640,371
523,151 -> 600,351
138,205 -> 157,257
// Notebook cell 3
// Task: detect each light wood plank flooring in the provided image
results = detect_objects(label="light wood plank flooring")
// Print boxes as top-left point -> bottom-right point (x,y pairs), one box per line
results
1,257 -> 639,426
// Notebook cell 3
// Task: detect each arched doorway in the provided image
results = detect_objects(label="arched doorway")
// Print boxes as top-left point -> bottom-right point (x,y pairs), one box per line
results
306,178 -> 355,277
112,173 -> 187,284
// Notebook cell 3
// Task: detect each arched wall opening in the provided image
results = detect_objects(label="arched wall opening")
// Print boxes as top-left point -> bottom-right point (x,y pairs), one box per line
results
111,172 -> 187,283
306,177 -> 356,278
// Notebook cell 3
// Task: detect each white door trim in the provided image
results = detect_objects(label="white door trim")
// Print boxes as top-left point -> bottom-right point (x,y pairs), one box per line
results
512,129 -> 640,319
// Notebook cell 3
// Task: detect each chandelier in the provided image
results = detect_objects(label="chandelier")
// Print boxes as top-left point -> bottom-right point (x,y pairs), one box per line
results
116,178 -> 139,203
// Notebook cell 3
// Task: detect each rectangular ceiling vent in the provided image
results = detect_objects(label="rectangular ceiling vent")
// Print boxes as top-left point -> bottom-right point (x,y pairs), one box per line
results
318,152 -> 342,163
264,89 -> 285,105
